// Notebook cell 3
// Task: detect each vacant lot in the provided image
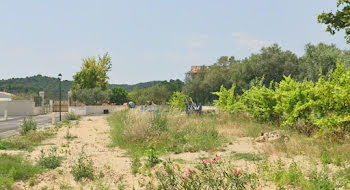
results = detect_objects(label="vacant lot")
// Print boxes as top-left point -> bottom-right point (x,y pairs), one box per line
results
0,110 -> 349,189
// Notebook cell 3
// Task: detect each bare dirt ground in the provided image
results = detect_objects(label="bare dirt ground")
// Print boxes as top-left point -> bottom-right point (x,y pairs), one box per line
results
10,116 -> 146,190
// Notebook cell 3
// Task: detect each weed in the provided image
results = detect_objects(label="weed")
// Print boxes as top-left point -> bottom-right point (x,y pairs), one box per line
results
19,117 -> 37,135
320,150 -> 331,165
38,147 -> 63,169
0,130 -> 53,150
146,144 -> 160,168
65,113 -> 81,121
95,180 -> 110,190
64,129 -> 77,141
231,152 -> 263,161
71,149 -> 94,181
131,157 -> 141,175
108,110 -> 225,157
304,170 -> 336,190
0,154 -> 41,188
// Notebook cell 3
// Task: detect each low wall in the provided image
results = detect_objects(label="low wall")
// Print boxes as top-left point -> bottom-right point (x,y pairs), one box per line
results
69,105 -> 125,116
0,100 -> 45,116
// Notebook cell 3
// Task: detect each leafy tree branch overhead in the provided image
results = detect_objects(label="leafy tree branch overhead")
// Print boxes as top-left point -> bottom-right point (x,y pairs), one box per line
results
318,0 -> 350,43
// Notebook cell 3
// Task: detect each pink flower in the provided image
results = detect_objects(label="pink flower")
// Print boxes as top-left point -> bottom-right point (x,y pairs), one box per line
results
151,167 -> 155,171
233,168 -> 238,176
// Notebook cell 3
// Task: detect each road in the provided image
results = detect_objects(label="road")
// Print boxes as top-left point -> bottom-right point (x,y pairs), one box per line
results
0,114 -> 62,139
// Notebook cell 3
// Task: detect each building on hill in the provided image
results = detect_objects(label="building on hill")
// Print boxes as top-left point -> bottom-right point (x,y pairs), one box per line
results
0,91 -> 14,101
191,66 -> 209,74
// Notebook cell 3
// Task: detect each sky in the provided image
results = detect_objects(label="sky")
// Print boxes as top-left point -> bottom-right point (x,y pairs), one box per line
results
0,0 -> 348,84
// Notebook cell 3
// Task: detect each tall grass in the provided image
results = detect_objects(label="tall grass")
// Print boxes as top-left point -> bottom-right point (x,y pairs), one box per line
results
0,154 -> 42,189
108,110 -> 225,156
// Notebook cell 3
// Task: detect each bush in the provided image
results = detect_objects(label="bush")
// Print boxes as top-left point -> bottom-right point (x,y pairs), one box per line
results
110,87 -> 129,105
64,113 -> 81,121
38,147 -> 63,169
19,117 -> 37,135
168,92 -> 187,111
213,62 -> 350,137
71,149 -> 94,181
72,87 -> 110,105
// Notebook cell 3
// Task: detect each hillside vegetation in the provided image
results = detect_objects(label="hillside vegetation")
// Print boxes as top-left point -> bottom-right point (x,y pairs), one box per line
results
0,75 -> 173,101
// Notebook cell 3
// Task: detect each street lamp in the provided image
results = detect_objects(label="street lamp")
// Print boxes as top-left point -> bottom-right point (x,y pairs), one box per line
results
58,73 -> 62,121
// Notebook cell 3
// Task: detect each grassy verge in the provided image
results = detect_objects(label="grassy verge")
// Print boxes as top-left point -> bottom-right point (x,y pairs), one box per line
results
108,110 -> 225,157
0,154 -> 42,189
0,130 -> 54,150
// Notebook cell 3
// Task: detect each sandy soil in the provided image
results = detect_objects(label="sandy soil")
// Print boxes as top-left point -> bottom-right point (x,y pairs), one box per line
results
11,116 -> 145,190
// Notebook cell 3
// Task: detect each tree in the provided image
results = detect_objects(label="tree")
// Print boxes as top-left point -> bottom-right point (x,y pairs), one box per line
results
110,87 -> 129,105
318,0 -> 350,43
72,53 -> 112,90
298,43 -> 341,81
72,87 -> 110,105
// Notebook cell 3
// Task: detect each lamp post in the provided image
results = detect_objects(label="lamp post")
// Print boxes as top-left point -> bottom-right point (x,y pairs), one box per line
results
58,73 -> 62,121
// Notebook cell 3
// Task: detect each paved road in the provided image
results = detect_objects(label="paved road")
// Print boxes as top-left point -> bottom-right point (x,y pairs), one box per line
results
0,114 -> 62,139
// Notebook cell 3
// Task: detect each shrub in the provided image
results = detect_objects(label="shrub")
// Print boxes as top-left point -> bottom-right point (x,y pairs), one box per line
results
213,62 -> 350,137
38,147 -> 63,169
64,113 -> 81,121
71,149 -> 94,181
72,87 -> 110,105
168,92 -> 187,111
154,159 -> 259,190
19,117 -> 37,135
110,87 -> 129,105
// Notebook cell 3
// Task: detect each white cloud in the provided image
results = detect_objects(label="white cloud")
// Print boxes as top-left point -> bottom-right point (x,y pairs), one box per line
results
231,32 -> 273,51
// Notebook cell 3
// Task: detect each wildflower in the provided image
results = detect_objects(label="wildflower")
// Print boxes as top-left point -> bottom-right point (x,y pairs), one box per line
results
233,168 -> 238,176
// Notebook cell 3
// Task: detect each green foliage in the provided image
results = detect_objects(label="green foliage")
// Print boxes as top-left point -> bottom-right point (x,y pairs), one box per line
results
128,79 -> 183,105
19,117 -> 37,135
239,79 -> 277,121
129,79 -> 184,105
72,52 -> 112,90
64,113 -> 81,121
0,130 -> 53,150
108,110 -> 224,157
231,152 -> 263,162
318,0 -> 350,43
213,62 -> 350,137
320,150 -> 332,165
0,154 -> 41,189
131,157 -> 141,175
304,170 -> 336,190
154,159 -> 259,190
38,147 -> 63,169
71,149 -> 94,181
110,87 -> 129,105
0,74 -> 72,100
72,87 -> 110,105
146,144 -> 160,168
168,92 -> 187,111
212,85 -> 237,111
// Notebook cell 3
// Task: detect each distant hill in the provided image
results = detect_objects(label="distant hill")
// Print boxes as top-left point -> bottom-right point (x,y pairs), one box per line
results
0,75 -> 166,100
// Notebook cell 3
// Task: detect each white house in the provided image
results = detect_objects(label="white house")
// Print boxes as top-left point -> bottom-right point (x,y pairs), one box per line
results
0,91 -> 14,101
